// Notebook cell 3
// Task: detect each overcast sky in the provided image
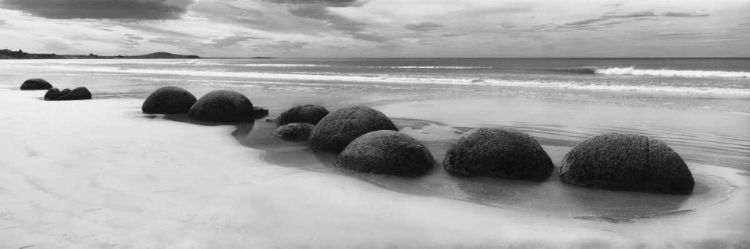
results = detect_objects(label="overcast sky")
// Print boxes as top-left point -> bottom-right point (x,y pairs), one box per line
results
0,0 -> 748,58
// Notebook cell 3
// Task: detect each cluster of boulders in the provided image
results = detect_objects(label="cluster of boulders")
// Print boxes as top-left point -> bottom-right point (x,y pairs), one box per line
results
138,86 -> 695,195
20,78 -> 92,101
266,104 -> 694,195
141,86 -> 268,121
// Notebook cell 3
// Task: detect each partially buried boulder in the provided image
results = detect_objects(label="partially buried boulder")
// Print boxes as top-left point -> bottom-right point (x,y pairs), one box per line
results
254,107 -> 269,119
188,90 -> 254,122
275,105 -> 329,126
308,106 -> 398,153
44,88 -> 61,100
20,78 -> 53,90
558,133 -> 694,194
443,127 -> 554,180
56,87 -> 92,101
271,123 -> 315,142
141,86 -> 197,114
337,130 -> 434,176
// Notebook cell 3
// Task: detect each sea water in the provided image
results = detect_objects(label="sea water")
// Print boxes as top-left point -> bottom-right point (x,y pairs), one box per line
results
1,58 -> 749,226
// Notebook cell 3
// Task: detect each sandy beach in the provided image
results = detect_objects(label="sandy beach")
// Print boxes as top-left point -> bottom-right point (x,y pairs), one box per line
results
1,86 -> 748,248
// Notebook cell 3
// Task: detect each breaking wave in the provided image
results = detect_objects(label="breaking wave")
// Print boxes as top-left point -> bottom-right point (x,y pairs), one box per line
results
557,67 -> 750,78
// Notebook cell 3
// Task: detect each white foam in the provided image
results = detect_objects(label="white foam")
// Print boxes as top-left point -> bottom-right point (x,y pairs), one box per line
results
596,67 -> 750,78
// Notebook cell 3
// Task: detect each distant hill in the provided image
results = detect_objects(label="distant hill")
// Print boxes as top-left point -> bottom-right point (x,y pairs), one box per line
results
0,49 -> 200,59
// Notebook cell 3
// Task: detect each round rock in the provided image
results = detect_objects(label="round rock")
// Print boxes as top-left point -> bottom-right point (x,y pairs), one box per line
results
188,90 -> 254,122
142,86 -> 197,114
337,130 -> 434,176
558,133 -> 694,194
57,87 -> 92,101
275,105 -> 329,126
44,88 -> 61,100
308,106 -> 398,153
20,78 -> 53,90
443,127 -> 554,180
272,123 -> 315,142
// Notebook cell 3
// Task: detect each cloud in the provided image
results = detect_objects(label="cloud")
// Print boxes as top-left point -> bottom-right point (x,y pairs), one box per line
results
284,3 -> 388,42
0,0 -> 196,19
662,12 -> 710,17
557,10 -> 656,30
603,11 -> 655,18
266,40 -> 309,51
0,19 -> 5,25
404,21 -> 443,32
263,0 -> 365,8
204,35 -> 260,48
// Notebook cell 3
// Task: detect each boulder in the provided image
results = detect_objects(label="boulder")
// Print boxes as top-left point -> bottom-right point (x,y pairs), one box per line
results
558,133 -> 694,194
337,130 -> 434,176
57,87 -> 92,101
443,127 -> 554,180
308,106 -> 398,153
44,88 -> 61,100
271,123 -> 315,142
188,90 -> 254,122
60,88 -> 71,96
141,86 -> 197,114
275,105 -> 329,126
20,78 -> 52,90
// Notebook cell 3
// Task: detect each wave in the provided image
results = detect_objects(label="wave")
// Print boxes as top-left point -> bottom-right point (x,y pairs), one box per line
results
557,67 -> 750,78
9,64 -> 750,96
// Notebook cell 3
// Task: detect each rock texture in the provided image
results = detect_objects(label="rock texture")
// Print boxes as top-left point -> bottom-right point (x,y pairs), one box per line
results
337,130 -> 434,176
271,123 -> 315,142
308,106 -> 398,153
141,86 -> 197,114
558,133 -> 694,194
20,78 -> 52,90
443,127 -> 554,180
188,90 -> 254,122
275,105 -> 329,126
56,87 -> 92,101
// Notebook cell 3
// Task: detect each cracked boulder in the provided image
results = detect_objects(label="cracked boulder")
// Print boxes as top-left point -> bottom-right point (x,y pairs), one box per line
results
558,133 -> 694,194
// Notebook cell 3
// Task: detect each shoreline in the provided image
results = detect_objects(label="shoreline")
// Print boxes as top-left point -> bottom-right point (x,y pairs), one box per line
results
1,88 -> 748,247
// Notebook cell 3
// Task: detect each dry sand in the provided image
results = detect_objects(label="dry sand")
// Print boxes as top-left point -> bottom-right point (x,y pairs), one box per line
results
1,89 -> 748,248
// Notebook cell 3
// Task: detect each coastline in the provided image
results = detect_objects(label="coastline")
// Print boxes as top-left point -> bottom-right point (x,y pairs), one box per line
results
1,88 -> 748,247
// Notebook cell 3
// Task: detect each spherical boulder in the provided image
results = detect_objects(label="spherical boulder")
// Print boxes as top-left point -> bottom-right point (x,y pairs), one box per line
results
443,127 -> 554,180
44,88 -> 61,100
308,106 -> 398,153
141,86 -> 197,114
558,133 -> 694,194
275,105 -> 329,126
188,90 -> 254,122
272,123 -> 315,142
57,87 -> 92,101
20,78 -> 53,90
337,130 -> 434,176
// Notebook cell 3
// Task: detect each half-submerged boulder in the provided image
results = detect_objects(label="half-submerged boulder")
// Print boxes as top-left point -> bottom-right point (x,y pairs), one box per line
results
20,78 -> 53,90
558,133 -> 694,194
271,123 -> 315,142
337,130 -> 434,176
188,90 -> 254,122
44,88 -> 61,100
444,127 -> 554,180
254,107 -> 269,119
275,105 -> 329,126
56,87 -> 92,101
308,106 -> 397,153
141,86 -> 197,114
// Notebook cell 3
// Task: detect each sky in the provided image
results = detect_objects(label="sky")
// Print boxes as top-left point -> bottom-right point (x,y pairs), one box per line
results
0,0 -> 748,58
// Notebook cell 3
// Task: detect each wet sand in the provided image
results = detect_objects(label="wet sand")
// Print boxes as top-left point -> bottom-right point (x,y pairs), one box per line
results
1,89 -> 749,248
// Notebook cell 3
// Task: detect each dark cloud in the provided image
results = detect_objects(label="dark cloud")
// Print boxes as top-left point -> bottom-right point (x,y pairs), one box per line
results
662,12 -> 710,17
603,11 -> 655,18
558,11 -> 656,30
284,3 -> 388,42
404,21 -> 443,32
263,0 -> 365,8
0,0 -> 196,19
121,34 -> 143,49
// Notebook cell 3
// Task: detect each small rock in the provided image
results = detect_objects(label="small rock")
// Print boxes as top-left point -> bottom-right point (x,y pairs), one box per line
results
275,105 -> 329,126
271,123 -> 315,142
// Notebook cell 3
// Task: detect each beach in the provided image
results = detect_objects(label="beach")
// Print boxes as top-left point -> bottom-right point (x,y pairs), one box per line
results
1,59 -> 749,248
